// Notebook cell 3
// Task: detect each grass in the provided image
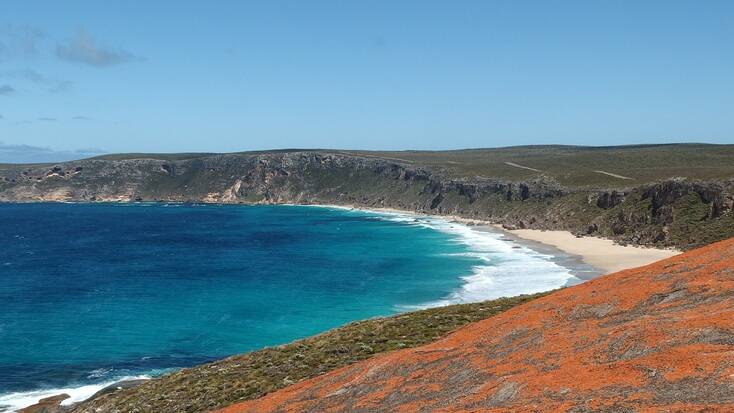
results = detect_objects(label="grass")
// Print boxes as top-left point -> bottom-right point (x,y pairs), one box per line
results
341,143 -> 734,187
90,153 -> 217,161
73,293 -> 547,413
17,143 -> 733,190
667,193 -> 734,249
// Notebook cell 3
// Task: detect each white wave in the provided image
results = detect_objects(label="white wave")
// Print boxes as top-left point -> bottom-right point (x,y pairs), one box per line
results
0,375 -> 149,413
327,207 -> 582,309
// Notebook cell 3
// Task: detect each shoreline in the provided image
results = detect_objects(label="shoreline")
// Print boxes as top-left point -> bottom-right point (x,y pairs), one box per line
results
326,205 -> 594,305
306,203 -> 681,275
492,226 -> 681,274
6,199 -> 682,275
308,204 -> 604,280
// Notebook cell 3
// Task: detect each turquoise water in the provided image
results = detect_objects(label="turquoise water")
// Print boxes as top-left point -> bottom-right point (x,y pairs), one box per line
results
0,203 -> 578,410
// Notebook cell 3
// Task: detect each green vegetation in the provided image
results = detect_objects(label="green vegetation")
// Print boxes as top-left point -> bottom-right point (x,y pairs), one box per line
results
90,153 -> 217,161
73,293 -> 546,413
667,193 -> 734,249
342,144 -> 734,187
14,143 -> 734,189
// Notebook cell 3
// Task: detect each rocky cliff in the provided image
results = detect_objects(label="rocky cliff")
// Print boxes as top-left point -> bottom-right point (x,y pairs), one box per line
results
1,150 -> 732,249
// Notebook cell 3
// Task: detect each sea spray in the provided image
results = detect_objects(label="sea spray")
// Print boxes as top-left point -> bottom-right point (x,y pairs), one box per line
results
0,375 -> 150,413
329,207 -> 583,308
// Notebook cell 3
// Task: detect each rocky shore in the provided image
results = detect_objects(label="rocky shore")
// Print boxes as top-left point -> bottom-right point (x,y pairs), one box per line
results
16,379 -> 149,413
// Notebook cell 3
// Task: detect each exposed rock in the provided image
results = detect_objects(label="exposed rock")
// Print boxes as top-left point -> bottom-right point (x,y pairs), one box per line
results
88,379 -> 149,400
611,221 -> 626,235
593,190 -> 627,209
18,394 -> 70,413
643,179 -> 731,220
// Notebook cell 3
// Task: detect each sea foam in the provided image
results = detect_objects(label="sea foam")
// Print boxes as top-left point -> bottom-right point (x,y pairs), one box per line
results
335,208 -> 582,309
1,204 -> 581,412
0,375 -> 149,413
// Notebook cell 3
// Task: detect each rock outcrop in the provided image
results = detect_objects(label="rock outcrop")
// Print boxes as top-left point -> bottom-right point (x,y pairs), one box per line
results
17,394 -> 69,413
218,237 -> 734,413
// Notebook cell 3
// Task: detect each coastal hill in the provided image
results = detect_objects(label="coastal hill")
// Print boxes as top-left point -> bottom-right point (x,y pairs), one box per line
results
2,144 -> 733,249
217,236 -> 734,412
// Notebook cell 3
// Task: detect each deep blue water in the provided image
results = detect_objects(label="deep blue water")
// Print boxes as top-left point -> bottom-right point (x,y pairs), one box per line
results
0,203 -> 484,403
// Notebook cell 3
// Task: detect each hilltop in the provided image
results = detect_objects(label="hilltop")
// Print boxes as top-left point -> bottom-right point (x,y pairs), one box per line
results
1,144 -> 732,249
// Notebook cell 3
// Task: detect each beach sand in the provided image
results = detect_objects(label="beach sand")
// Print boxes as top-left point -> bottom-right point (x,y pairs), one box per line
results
491,225 -> 680,274
312,204 -> 680,277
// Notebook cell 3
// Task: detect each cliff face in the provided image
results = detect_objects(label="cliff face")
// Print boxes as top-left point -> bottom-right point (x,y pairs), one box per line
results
218,237 -> 734,413
0,152 -> 562,206
1,151 -> 732,249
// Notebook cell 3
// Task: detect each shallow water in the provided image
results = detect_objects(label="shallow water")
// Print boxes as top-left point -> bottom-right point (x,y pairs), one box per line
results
0,203 -> 580,411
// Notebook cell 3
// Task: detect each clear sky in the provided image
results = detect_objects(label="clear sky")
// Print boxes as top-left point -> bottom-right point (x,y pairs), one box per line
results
1,1 -> 732,160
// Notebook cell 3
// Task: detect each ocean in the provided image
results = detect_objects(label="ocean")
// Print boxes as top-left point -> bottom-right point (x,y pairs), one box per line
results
0,203 -> 587,411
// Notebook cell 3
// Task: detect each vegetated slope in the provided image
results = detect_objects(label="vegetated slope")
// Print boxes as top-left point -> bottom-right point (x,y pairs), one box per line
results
219,237 -> 734,413
342,143 -> 734,186
1,144 -> 733,249
70,295 -> 544,413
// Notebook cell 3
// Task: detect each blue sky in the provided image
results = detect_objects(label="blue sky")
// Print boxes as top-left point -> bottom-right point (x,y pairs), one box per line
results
0,1 -> 732,160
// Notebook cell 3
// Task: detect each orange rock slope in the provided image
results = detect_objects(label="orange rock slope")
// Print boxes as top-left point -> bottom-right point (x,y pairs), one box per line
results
217,238 -> 734,413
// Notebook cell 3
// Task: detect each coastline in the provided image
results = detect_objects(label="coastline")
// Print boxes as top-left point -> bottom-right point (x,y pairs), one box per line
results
305,203 -> 680,276
0,200 -> 686,274
332,206 -> 591,305
5,199 -> 682,276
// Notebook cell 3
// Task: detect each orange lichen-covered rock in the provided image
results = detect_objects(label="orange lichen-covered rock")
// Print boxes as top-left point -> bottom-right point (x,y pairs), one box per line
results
217,238 -> 734,412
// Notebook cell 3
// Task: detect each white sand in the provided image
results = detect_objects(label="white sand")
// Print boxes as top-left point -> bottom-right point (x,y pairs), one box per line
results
492,225 -> 680,274
309,204 -> 681,275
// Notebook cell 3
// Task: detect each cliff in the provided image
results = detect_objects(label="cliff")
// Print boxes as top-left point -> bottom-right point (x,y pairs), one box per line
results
218,237 -> 734,412
2,145 -> 733,249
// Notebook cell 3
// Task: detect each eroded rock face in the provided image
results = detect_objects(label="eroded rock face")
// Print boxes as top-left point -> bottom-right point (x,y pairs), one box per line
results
0,152 -> 566,215
593,190 -> 627,209
643,179 -> 732,220
217,238 -> 734,412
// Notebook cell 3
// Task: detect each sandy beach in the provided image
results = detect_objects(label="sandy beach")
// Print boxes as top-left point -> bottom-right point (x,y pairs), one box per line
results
491,225 -> 681,274
312,204 -> 681,276
372,206 -> 682,275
